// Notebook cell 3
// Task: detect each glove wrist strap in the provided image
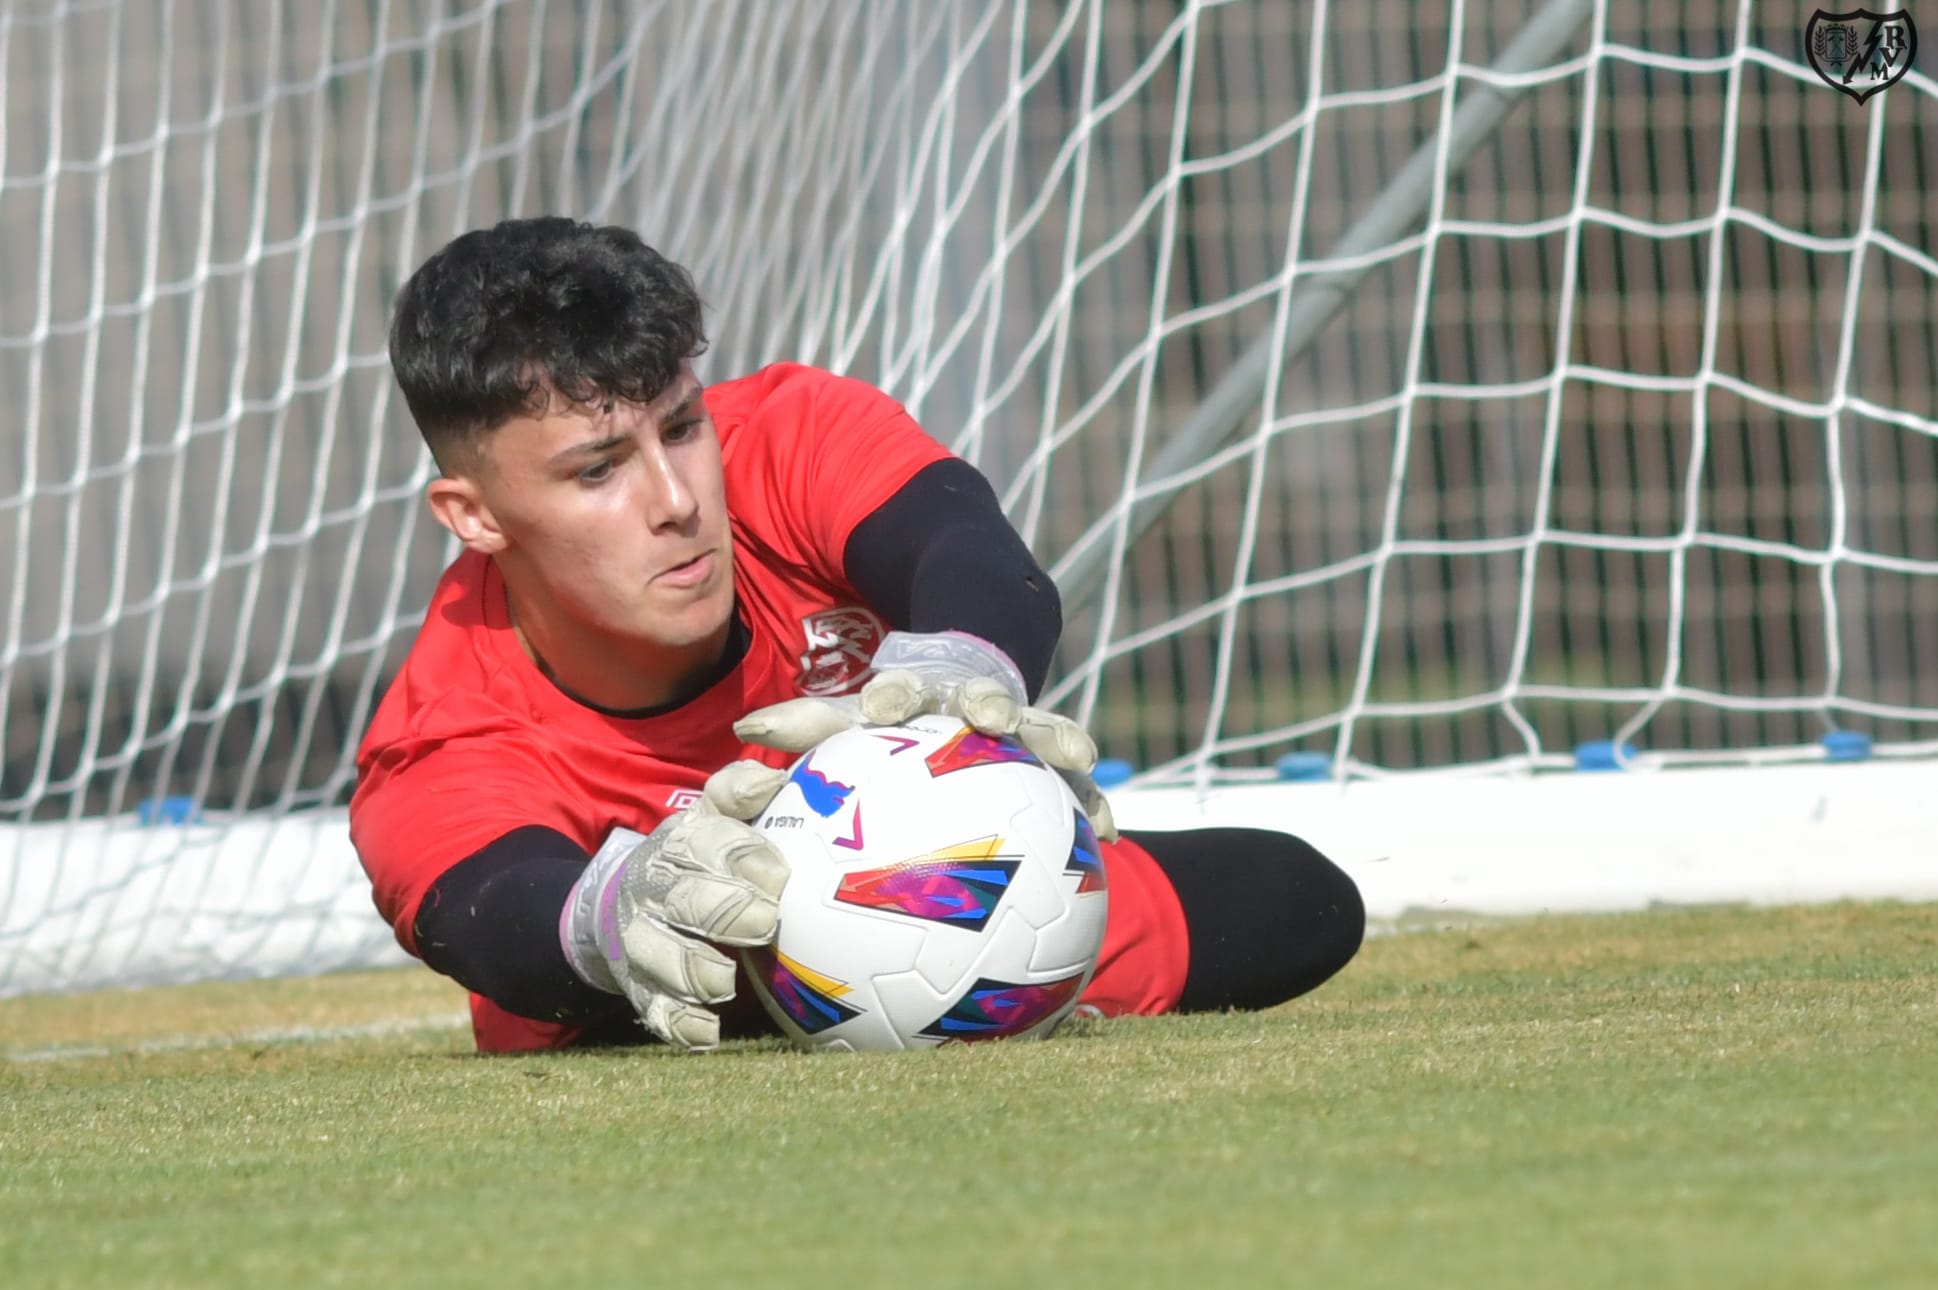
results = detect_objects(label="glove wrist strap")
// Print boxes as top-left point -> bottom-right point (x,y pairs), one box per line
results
871,630 -> 1028,705
558,826 -> 648,995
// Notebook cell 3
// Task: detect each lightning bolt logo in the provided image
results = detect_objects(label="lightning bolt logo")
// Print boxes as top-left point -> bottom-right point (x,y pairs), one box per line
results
1848,17 -> 1888,84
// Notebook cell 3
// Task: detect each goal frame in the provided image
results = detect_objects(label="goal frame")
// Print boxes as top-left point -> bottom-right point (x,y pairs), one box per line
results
4,0 -> 1936,1000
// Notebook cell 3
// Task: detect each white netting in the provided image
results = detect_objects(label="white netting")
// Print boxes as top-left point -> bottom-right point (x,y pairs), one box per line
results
3,0 -> 1935,994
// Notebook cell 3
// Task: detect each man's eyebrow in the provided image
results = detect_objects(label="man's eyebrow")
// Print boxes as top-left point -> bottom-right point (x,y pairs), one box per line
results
660,390 -> 702,424
549,433 -> 628,466
547,386 -> 701,465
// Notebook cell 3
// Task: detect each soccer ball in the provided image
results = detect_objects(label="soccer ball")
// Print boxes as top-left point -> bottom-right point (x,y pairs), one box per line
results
741,712 -> 1110,1051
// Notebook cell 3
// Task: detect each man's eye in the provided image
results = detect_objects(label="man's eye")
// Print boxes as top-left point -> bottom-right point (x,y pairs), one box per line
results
665,420 -> 699,444
577,459 -> 615,485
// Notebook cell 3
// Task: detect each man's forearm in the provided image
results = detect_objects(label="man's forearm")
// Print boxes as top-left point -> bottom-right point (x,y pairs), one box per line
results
842,458 -> 1061,700
413,826 -> 625,1022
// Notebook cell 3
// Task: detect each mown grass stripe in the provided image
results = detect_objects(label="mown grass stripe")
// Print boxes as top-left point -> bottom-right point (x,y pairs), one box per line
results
2,1010 -> 469,1063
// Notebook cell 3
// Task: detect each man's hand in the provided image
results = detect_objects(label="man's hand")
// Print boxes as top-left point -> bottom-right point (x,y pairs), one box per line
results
559,760 -> 791,1051
734,630 -> 1117,839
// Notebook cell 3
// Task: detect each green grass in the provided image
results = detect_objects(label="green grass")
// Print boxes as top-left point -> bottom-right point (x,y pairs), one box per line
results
5,903 -> 1937,1289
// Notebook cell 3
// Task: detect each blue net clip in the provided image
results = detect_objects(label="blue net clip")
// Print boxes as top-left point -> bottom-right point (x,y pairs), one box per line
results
137,796 -> 201,826
1820,731 -> 1874,762
1573,741 -> 1637,772
1274,752 -> 1334,782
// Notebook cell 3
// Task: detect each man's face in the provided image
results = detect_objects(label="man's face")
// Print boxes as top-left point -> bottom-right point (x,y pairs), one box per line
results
440,363 -> 734,663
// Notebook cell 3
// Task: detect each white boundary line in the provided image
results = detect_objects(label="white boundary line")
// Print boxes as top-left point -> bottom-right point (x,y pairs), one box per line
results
3,1011 -> 470,1063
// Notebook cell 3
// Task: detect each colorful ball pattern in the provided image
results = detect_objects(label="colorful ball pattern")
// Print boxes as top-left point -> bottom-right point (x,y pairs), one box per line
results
741,713 -> 1109,1051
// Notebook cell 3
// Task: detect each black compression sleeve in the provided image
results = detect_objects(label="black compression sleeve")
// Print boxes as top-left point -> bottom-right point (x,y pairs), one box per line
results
412,827 -> 628,1024
842,458 -> 1061,700
1129,827 -> 1365,1012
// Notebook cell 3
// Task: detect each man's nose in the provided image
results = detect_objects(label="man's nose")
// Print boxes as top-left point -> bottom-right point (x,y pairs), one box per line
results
641,447 -> 699,531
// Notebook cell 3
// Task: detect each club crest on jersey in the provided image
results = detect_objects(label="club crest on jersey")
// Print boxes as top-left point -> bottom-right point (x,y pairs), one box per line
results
797,606 -> 886,696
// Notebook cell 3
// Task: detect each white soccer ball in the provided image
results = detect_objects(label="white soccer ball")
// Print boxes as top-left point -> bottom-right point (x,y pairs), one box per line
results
741,712 -> 1110,1051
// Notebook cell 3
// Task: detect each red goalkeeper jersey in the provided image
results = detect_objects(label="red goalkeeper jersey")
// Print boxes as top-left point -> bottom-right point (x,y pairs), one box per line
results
351,363 -> 1188,1051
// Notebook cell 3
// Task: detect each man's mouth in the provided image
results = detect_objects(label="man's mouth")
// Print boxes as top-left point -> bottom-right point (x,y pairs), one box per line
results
656,551 -> 714,587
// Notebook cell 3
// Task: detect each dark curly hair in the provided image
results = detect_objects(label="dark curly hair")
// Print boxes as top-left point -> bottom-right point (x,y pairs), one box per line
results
388,217 -> 707,470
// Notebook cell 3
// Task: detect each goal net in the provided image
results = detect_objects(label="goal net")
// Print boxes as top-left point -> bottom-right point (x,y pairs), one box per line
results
4,0 -> 1935,996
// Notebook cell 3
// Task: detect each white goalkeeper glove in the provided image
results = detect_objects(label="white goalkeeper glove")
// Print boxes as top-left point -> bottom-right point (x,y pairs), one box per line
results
558,760 -> 791,1051
734,629 -> 1117,839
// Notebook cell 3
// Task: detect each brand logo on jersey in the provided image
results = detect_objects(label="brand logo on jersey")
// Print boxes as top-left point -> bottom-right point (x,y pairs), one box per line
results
797,606 -> 886,696
665,787 -> 704,811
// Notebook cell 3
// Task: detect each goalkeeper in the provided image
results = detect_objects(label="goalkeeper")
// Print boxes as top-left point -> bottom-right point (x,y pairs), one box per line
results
350,217 -> 1363,1053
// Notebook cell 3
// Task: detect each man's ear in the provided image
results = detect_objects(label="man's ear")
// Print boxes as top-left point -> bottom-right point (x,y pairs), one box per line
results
426,475 -> 508,555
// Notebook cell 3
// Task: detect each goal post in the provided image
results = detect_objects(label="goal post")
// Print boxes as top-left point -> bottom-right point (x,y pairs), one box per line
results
4,0 -> 1936,998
